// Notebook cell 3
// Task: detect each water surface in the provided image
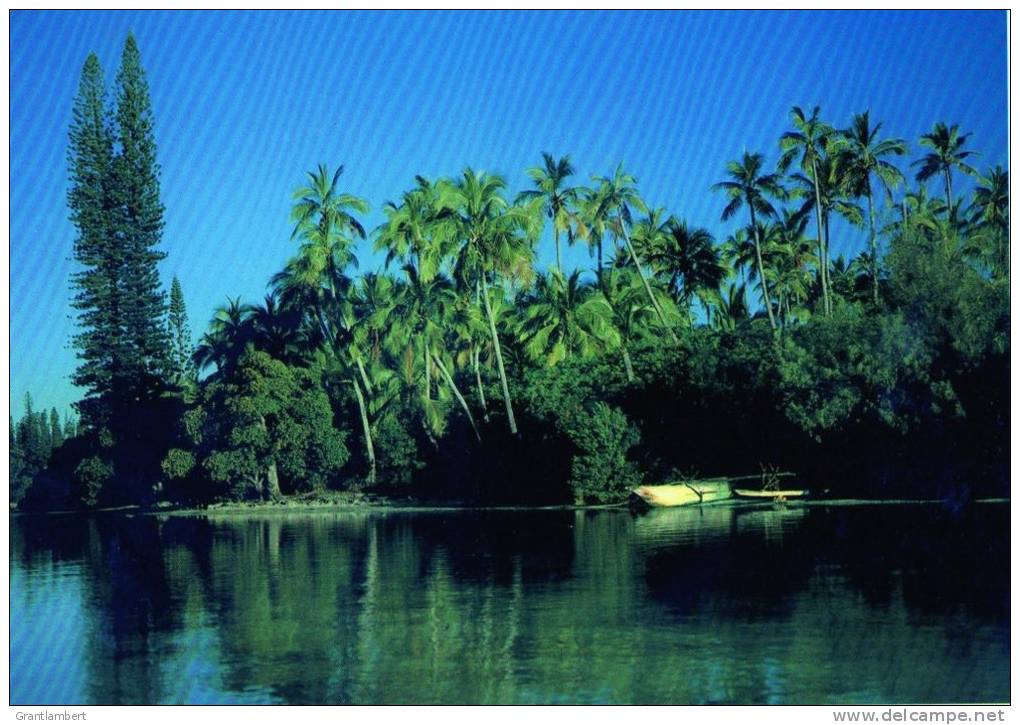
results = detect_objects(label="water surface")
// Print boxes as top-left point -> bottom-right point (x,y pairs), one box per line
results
10,502 -> 1009,704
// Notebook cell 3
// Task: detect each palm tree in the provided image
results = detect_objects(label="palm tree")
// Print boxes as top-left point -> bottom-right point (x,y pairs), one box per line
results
573,184 -> 611,288
517,269 -> 604,366
968,166 -> 1009,276
645,218 -> 724,324
831,111 -> 907,304
779,105 -> 835,314
709,281 -> 750,332
248,293 -> 306,365
764,211 -> 814,325
276,164 -> 378,484
291,164 -> 369,242
516,153 -> 578,274
913,122 -> 979,218
788,154 -> 864,307
391,265 -> 458,401
439,168 -> 539,435
598,267 -> 671,382
711,151 -> 784,330
375,176 -> 453,282
193,297 -> 253,376
595,163 -> 679,344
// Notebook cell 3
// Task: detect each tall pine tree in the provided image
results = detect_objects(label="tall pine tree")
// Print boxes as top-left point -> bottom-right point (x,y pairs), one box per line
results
111,33 -> 169,394
68,52 -> 122,430
49,408 -> 64,451
67,35 -> 171,505
167,275 -> 194,384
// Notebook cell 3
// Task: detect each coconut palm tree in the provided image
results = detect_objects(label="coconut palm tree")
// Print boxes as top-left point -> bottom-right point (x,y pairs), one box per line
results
247,293 -> 307,365
375,176 -> 453,282
291,163 -> 369,242
645,218 -> 724,323
516,153 -> 578,274
913,122 -> 979,219
193,297 -> 253,376
598,267 -> 672,382
391,265 -> 458,401
712,151 -> 784,331
967,166 -> 1009,276
787,154 -> 864,307
594,163 -> 679,344
779,105 -> 836,314
573,184 -> 611,288
276,165 -> 378,483
831,111 -> 907,305
517,269 -> 606,366
709,281 -> 750,332
438,168 -> 539,435
763,211 -> 814,326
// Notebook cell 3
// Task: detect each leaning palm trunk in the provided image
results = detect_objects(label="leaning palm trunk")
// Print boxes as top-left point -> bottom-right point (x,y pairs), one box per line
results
867,190 -> 879,305
619,226 -> 680,344
472,346 -> 490,422
423,338 -> 431,400
351,378 -> 376,486
433,352 -> 482,443
621,346 -> 636,383
748,206 -> 778,331
480,273 -> 518,435
811,160 -> 830,315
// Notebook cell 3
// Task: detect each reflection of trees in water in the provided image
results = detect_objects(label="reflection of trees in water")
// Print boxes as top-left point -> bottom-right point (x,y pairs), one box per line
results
10,504 -> 1010,704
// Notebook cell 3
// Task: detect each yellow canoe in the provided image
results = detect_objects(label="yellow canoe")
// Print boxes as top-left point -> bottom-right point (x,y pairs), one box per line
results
732,488 -> 807,499
632,481 -> 730,507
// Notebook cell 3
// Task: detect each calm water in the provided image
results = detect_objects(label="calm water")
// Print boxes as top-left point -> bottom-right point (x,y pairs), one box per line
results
10,502 -> 1009,705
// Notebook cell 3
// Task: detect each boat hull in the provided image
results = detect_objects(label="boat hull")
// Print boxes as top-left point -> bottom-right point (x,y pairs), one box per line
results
632,482 -> 731,508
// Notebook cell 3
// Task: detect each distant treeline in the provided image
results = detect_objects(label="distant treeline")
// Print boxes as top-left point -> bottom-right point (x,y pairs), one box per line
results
13,36 -> 1009,510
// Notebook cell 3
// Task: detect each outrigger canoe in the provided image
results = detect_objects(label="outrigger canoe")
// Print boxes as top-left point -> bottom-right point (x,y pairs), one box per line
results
631,481 -> 731,508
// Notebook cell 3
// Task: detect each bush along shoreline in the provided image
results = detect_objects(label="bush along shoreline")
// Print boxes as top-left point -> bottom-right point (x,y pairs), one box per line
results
11,38 -> 1008,512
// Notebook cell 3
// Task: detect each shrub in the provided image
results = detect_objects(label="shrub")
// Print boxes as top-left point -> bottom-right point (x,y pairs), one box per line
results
564,402 -> 642,504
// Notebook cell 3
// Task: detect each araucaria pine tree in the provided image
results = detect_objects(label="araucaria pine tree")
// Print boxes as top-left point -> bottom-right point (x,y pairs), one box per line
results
167,275 -> 195,384
67,35 -> 170,504
110,34 -> 169,393
68,52 -> 121,429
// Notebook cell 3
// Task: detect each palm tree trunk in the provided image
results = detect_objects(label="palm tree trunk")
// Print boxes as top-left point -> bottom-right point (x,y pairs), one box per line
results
944,169 -> 953,221
480,273 -> 518,435
823,210 -> 832,310
554,228 -> 562,275
423,338 -> 431,400
811,159 -> 830,315
867,189 -> 879,305
597,237 -> 604,289
619,226 -> 680,344
473,346 -> 490,422
433,352 -> 481,442
352,378 -> 376,486
621,346 -> 635,383
355,354 -> 373,394
748,206 -> 778,331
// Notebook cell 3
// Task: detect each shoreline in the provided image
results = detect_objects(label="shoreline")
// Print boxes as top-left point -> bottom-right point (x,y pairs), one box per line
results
10,495 -> 1009,518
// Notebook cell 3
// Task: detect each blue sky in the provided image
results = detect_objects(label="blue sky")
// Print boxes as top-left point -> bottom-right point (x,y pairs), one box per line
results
10,10 -> 1008,418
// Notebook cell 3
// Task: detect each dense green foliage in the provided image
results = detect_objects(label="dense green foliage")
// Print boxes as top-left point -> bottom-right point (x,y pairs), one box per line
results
13,40 -> 1009,510
161,351 -> 349,503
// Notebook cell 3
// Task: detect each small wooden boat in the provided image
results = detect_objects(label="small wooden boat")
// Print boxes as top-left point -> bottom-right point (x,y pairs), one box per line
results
732,488 -> 807,500
631,481 -> 731,508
